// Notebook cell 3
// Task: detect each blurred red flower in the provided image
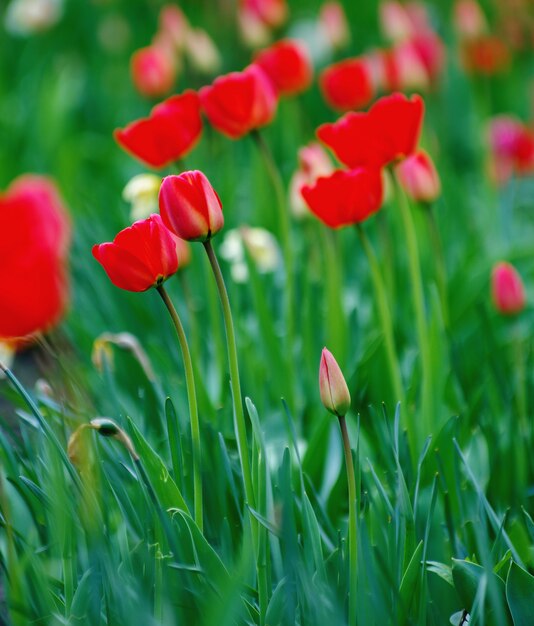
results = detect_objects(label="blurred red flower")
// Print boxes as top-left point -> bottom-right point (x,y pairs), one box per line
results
159,171 -> 224,242
254,39 -> 313,96
130,45 -> 177,98
93,214 -> 179,292
114,91 -> 202,169
301,167 -> 384,229
460,36 -> 510,75
199,65 -> 277,139
320,58 -> 374,112
0,175 -> 70,340
318,93 -> 424,168
491,262 -> 526,315
488,116 -> 534,184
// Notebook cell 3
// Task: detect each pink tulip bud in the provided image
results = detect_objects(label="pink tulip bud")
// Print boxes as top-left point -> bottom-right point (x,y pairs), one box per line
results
319,348 -> 351,416
491,262 -> 526,315
319,2 -> 350,50
453,0 -> 487,40
379,1 -> 414,43
396,150 -> 441,203
130,45 -> 176,98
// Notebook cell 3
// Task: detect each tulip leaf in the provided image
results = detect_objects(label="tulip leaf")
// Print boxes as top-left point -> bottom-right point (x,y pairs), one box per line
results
506,561 -> 534,626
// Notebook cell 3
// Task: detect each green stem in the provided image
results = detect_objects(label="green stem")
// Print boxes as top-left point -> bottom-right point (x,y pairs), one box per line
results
338,415 -> 357,626
251,130 -> 295,377
392,173 -> 433,445
425,204 -> 449,328
356,226 -> 406,408
202,240 -> 255,510
157,285 -> 203,532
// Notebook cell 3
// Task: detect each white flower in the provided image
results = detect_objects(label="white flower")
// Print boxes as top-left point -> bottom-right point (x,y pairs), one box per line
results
5,0 -> 62,36
219,227 -> 280,283
122,174 -> 162,222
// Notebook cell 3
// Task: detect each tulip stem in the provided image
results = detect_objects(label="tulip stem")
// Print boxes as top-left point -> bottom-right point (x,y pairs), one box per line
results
425,204 -> 449,328
157,285 -> 203,533
251,130 -> 295,395
392,172 -> 433,447
202,240 -> 255,510
338,414 -> 357,626
356,226 -> 406,409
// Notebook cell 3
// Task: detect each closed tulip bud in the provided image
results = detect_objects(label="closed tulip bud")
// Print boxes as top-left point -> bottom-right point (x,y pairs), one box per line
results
158,4 -> 189,51
123,173 -> 161,221
396,150 -> 441,203
130,45 -> 176,98
319,2 -> 350,51
92,214 -> 179,292
379,1 -> 414,43
185,28 -> 221,75
319,348 -> 351,416
453,0 -> 487,40
5,0 -> 62,36
159,171 -> 224,242
491,262 -> 526,315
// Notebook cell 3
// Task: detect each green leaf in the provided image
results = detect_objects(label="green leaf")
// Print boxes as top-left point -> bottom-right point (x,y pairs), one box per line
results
398,540 -> 423,624
506,562 -> 534,626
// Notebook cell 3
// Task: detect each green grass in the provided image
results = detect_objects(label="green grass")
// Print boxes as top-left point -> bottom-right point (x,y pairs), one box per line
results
1,0 -> 534,624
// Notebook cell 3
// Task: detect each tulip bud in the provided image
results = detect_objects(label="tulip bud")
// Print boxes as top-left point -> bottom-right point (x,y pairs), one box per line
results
491,262 -> 526,315
185,28 -> 221,75
159,171 -> 224,242
379,1 -> 414,43
123,173 -> 161,221
130,45 -> 176,98
5,0 -> 62,36
319,2 -> 350,51
395,150 -> 441,203
319,348 -> 351,416
453,0 -> 487,40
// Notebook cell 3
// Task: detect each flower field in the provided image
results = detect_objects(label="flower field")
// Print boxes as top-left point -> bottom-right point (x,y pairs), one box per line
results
1,0 -> 534,624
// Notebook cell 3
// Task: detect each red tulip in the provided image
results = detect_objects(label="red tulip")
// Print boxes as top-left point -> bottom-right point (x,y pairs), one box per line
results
240,0 -> 288,28
199,65 -> 278,139
92,214 -> 179,292
317,92 -> 424,168
460,36 -> 510,75
130,45 -> 176,98
0,175 -> 70,340
159,171 -> 224,241
319,348 -> 351,416
114,91 -> 202,169
491,262 -> 526,315
301,167 -> 384,229
488,116 -> 534,185
320,58 -> 374,112
396,150 -> 441,202
254,39 -> 313,96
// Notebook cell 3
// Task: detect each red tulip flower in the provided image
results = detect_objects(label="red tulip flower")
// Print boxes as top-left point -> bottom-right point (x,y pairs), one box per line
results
396,150 -> 441,203
318,92 -> 424,168
92,214 -> 179,292
301,167 -> 383,229
320,58 -> 374,112
0,175 -> 70,340
114,91 -> 202,169
199,65 -> 278,139
130,45 -> 177,98
491,262 -> 526,315
254,39 -> 313,96
488,116 -> 534,184
159,170 -> 224,241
